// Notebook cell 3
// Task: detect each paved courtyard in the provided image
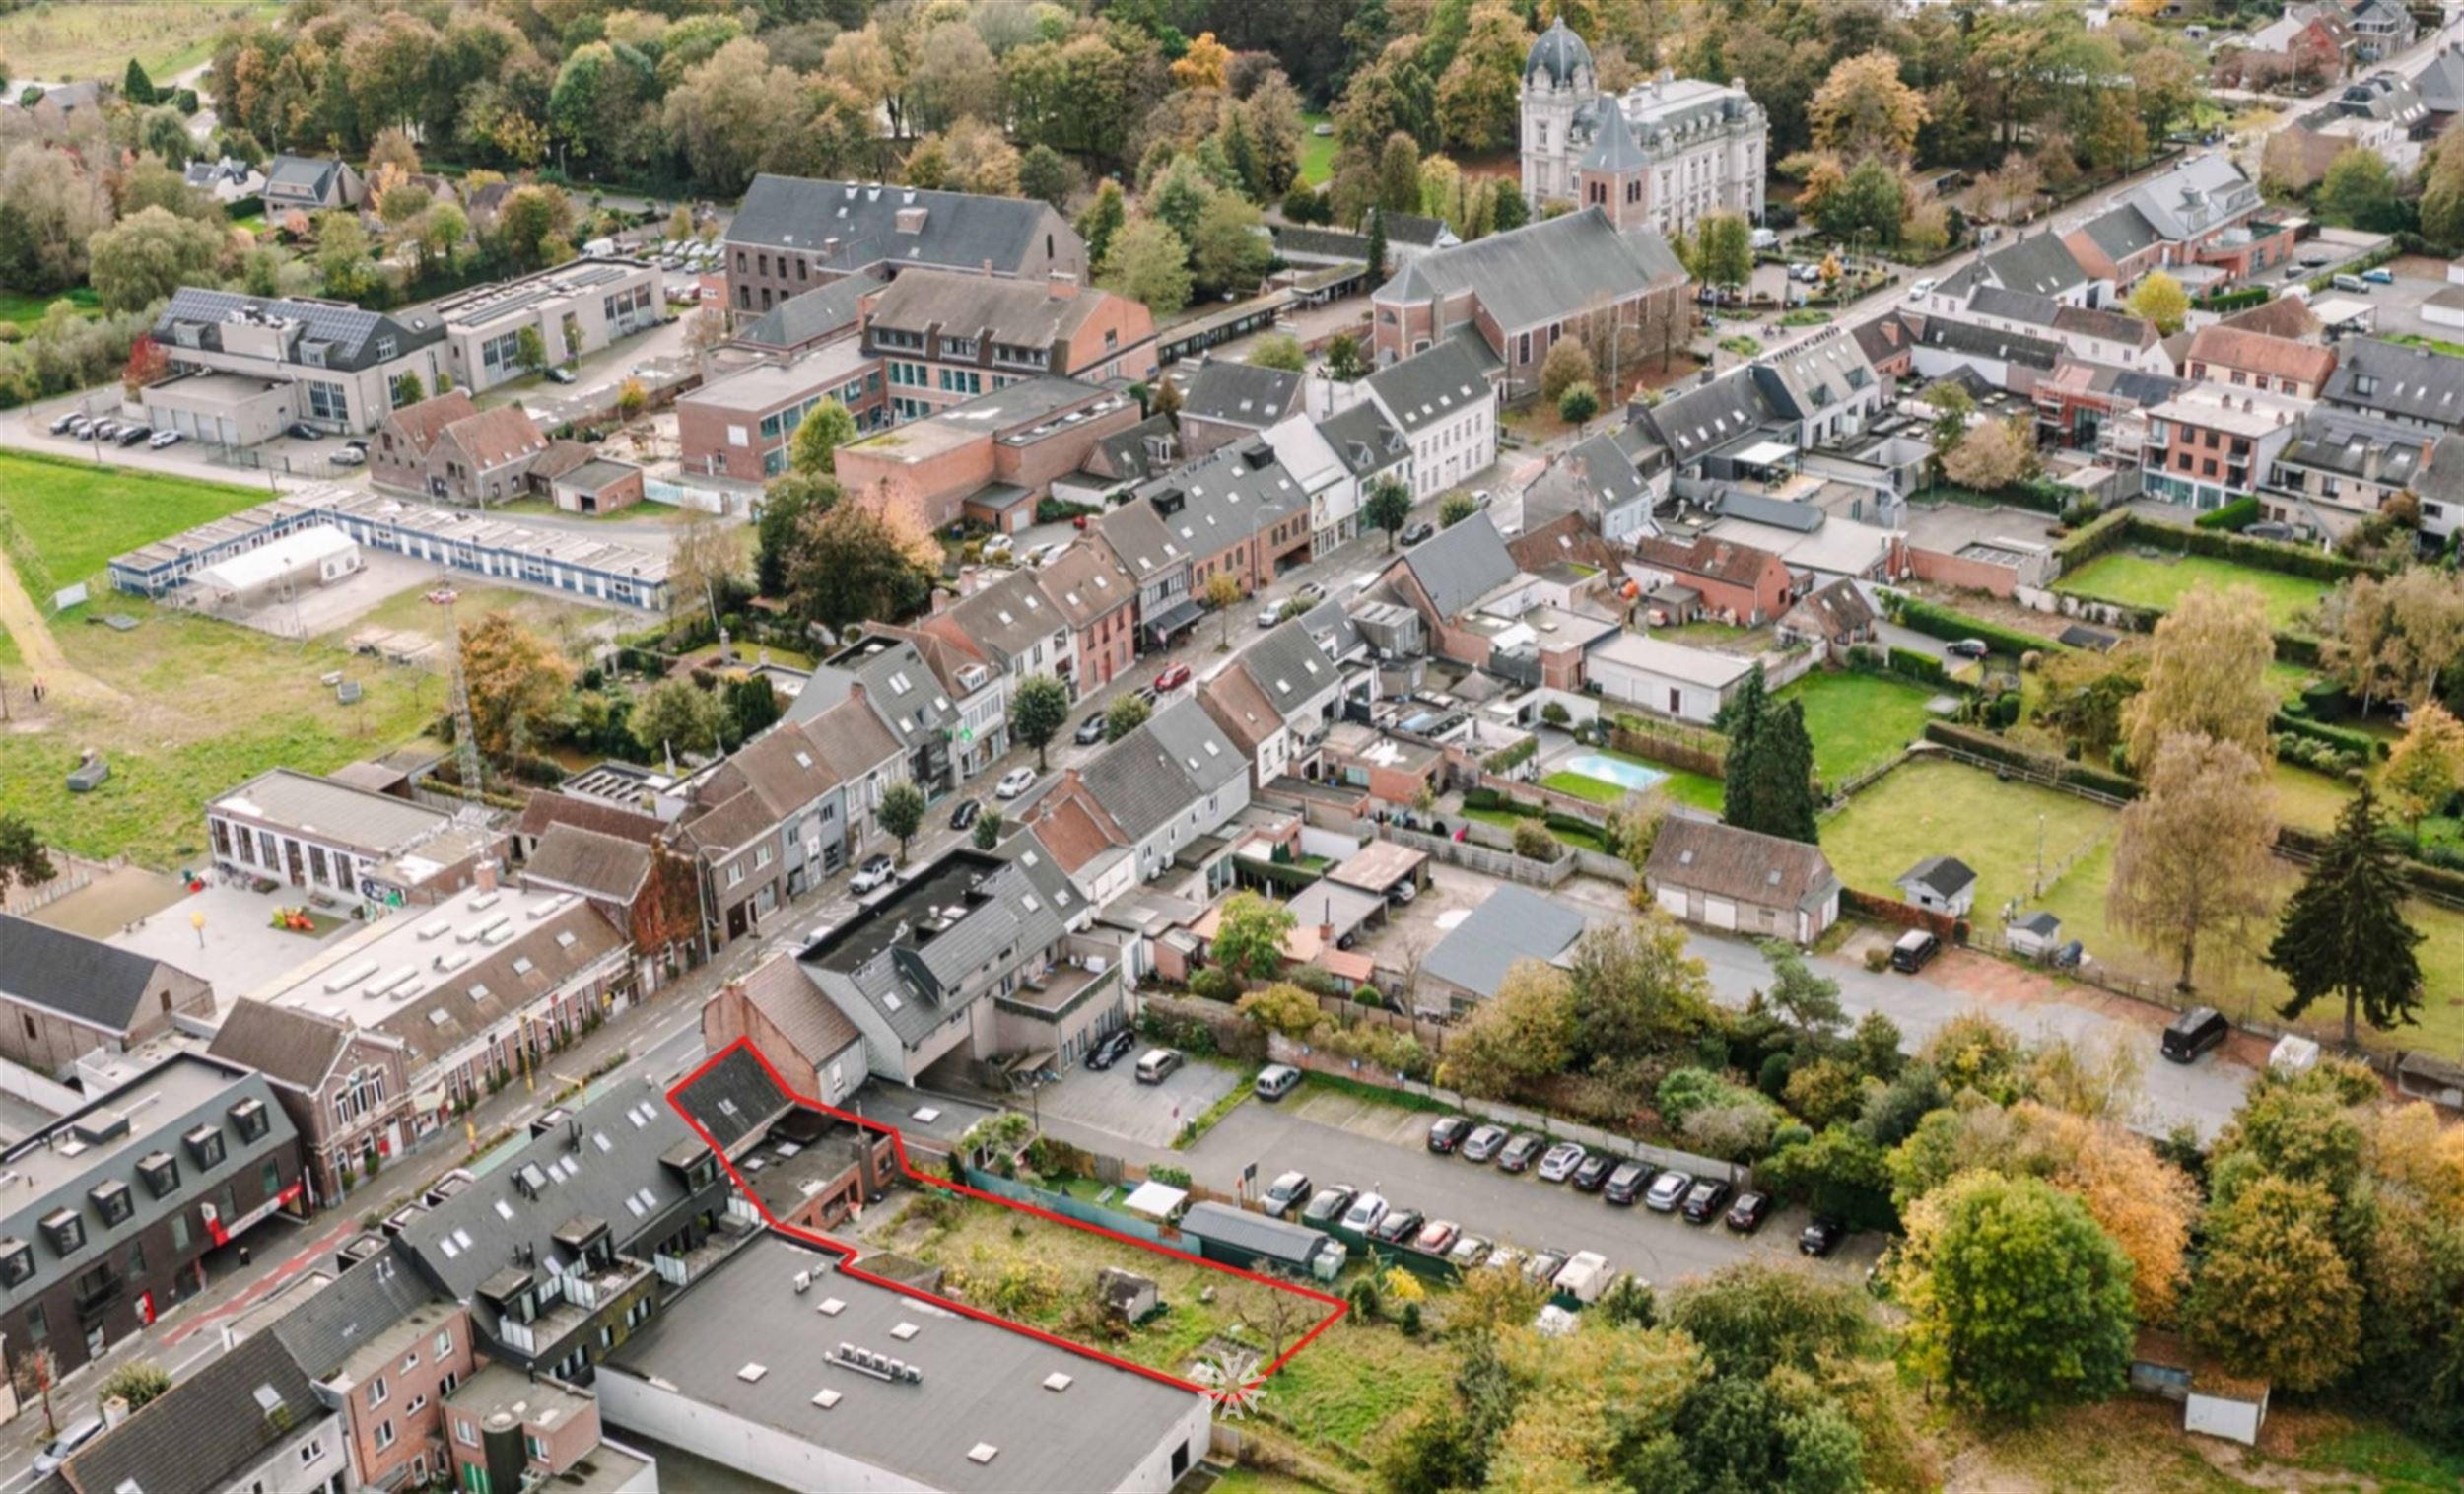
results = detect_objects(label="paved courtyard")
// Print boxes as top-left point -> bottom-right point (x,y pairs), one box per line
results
105,880 -> 363,996
1023,1050 -> 1243,1148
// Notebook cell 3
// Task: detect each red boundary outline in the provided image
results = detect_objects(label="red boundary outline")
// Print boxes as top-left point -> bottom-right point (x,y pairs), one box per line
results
666,1039 -> 1349,1404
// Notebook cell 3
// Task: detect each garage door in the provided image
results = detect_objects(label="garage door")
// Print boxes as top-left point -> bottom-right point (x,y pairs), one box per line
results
1655,887 -> 1688,920
1704,897 -> 1738,930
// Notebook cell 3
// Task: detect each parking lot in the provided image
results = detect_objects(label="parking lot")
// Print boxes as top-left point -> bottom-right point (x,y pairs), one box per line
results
1021,1049 -> 1243,1148
1181,1083 -> 1882,1289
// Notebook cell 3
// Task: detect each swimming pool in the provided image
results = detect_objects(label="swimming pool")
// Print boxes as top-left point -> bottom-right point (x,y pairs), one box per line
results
1561,753 -> 1668,793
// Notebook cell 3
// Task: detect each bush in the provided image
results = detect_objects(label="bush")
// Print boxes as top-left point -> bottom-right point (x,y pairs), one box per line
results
2272,712 -> 2383,762
2195,285 -> 2270,312
1886,594 -> 2060,659
2052,508 -> 2133,568
1540,701 -> 1571,726
1558,380 -> 1601,423
1483,736 -> 1540,774
1034,497 -> 1099,525
2195,496 -> 2262,531
1921,721 -> 2142,798
1510,820 -> 1560,860
2273,731 -> 2366,775
1190,968 -> 1241,1003
1885,646 -> 1948,684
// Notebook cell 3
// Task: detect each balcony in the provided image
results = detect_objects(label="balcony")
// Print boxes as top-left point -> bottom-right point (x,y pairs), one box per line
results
73,1271 -> 125,1314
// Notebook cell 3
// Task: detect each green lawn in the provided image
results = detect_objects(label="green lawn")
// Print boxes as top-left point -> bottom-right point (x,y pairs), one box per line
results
1299,115 -> 1336,185
0,452 -> 271,594
2056,551 -> 2332,634
1463,804 -> 1608,853
1653,619 -> 1770,649
1546,746 -> 1724,812
1777,669 -> 1944,787
0,286 -> 100,330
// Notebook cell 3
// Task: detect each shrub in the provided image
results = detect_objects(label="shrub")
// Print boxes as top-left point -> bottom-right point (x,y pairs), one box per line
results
1510,820 -> 1560,860
1189,968 -> 1241,1003
1540,701 -> 1571,726
1921,721 -> 2142,798
2195,496 -> 2262,531
1885,647 -> 1948,685
1558,380 -> 1601,423
1887,595 -> 2060,658
1483,736 -> 1539,774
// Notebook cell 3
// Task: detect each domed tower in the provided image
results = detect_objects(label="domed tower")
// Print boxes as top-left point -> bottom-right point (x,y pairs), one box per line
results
1521,17 -> 1595,206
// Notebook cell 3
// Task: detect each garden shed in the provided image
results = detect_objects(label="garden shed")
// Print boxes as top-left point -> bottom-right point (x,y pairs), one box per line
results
1177,1201 -> 1345,1281
2130,1329 -> 2269,1447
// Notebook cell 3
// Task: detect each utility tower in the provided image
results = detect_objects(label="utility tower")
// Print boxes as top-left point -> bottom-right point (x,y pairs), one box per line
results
427,581 -> 483,797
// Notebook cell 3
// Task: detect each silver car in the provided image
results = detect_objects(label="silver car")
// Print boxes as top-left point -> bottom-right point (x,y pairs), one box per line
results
1538,1141 -> 1587,1183
1645,1169 -> 1694,1212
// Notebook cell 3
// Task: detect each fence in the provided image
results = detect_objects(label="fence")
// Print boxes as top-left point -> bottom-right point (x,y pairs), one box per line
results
1310,993 -> 1450,1053
960,1168 -> 1176,1247
1265,1034 -> 1747,1185
1607,721 -> 1727,780
1380,823 -> 1573,887
0,850 -> 125,918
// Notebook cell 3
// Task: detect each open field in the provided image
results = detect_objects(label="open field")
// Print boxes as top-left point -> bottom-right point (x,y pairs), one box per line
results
0,452 -> 270,593
1299,115 -> 1336,185
0,1 -> 274,81
2055,551 -> 2332,634
0,286 -> 100,330
1778,669 -> 1942,786
1824,756 -> 2464,1054
344,580 -> 619,651
0,596 -> 441,866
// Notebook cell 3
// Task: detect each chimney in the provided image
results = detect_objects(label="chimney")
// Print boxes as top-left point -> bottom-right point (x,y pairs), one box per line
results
102,1395 -> 131,1430
476,861 -> 499,894
2363,443 -> 2383,481
1049,270 -> 1078,301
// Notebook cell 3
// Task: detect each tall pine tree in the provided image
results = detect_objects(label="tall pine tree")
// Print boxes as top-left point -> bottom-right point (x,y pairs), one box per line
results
123,59 -> 156,106
2268,783 -> 2425,1049
1734,699 -> 1819,844
1716,664 -> 1772,831
1365,206 -> 1390,282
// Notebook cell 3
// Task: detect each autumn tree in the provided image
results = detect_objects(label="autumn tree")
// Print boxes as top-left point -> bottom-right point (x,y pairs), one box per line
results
1075,180 -> 1127,266
1103,690 -> 1152,742
785,489 -> 935,634
458,612 -> 573,762
1941,416 -> 2038,493
2384,701 -> 2464,844
1236,982 -> 1328,1039
2189,1175 -> 2363,1391
1096,218 -> 1193,317
1248,333 -> 1306,372
1540,338 -> 1595,404
1210,892 -> 1297,986
1436,1 -> 1528,153
634,677 -> 725,758
2317,146 -> 2406,233
2122,582 -> 2277,771
86,207 -> 226,314
1438,961 -> 1574,1098
2023,1107 -> 2198,1320
789,399 -> 857,477
1365,475 -> 1413,550
1169,31 -> 1232,91
2321,568 -> 2464,712
1564,913 -> 1712,1070
1009,674 -> 1070,771
2108,733 -> 2277,993
2269,783 -> 2425,1048
1693,210 -> 1754,296
1809,51 -> 1928,164
2125,270 -> 2189,336
1895,1172 -> 2136,1420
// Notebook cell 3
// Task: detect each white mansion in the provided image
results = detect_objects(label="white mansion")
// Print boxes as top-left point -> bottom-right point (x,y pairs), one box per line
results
1520,18 -> 1768,237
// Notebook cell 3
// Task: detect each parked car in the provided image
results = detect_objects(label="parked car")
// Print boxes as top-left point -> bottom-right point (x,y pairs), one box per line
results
1523,1248 -> 1569,1285
982,533 -> 1016,560
1725,1190 -> 1772,1234
1262,1170 -> 1313,1219
1254,1063 -> 1302,1100
1604,1161 -> 1652,1205
1374,1207 -> 1424,1245
113,425 -> 151,446
46,411 -> 80,434
1538,1142 -> 1587,1183
1257,598 -> 1290,628
1303,1185 -> 1358,1226
1644,1170 -> 1694,1212
948,797 -> 982,830
1385,879 -> 1418,905
1448,1232 -> 1494,1268
994,767 -> 1037,799
1074,712 -> 1108,744
1680,1178 -> 1733,1223
1800,1217 -> 1848,1257
1401,519 -> 1435,546
1946,638 -> 1990,658
286,421 -> 319,440
1890,928 -> 1941,973
1292,581 -> 1327,607
850,854 -> 896,894
1414,1219 -> 1460,1254
2363,266 -> 2395,285
88,419 -> 117,441
1427,1116 -> 1473,1153
1086,1027 -> 1137,1070
1498,1133 -> 1546,1173
148,429 -> 183,449
1152,662 -> 1192,693
1907,278 -> 1937,301
1134,1049 -> 1184,1084
544,366 -> 579,384
1485,1243 -> 1527,1274
2161,1005 -> 2229,1063
1460,1123 -> 1508,1162
1570,1153 -> 1615,1192
33,1417 -> 103,1476
1339,1191 -> 1389,1233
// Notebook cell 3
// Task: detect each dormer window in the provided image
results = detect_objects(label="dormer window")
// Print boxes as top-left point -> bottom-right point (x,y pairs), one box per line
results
137,1151 -> 179,1198
186,1123 -> 226,1170
231,1098 -> 270,1143
0,1239 -> 31,1288
89,1180 -> 133,1229
39,1209 -> 82,1257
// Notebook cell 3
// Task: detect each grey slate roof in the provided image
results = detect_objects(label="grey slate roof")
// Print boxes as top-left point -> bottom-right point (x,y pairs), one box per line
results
1422,884 -> 1586,1000
0,914 -> 197,1033
1915,316 -> 2064,372
1401,510 -> 1518,618
604,1232 -> 1205,1494
1142,441 -> 1308,556
205,999 -> 353,1091
2077,203 -> 2163,262
1083,700 -> 1233,839
1298,595 -> 1364,659
61,1330 -> 324,1494
2321,338 -> 2464,429
727,176 -> 1076,280
1084,413 -> 1181,484
2278,408 -> 2435,486
803,852 -> 1065,1045
1749,325 -> 1879,419
2118,153 -> 2262,241
1231,621 -> 1342,724
2417,41 -> 2464,112
673,1044 -> 792,1154
1364,337 -> 1495,437
1373,207 -> 1685,334
1897,855 -> 1978,901
156,289 -> 440,373
1144,694 -> 1248,795
1642,366 -> 1779,462
397,1078 -> 710,1301
1971,233 -> 2092,298
739,271 -> 881,351
1970,285 -> 2063,327
1181,1199 -> 1338,1266
847,638 -> 961,748
1179,362 -> 1303,428
267,1241 -> 438,1377
264,153 -> 344,198
1094,491 -> 1191,581
1580,92 -> 1647,171
1318,399 -> 1409,477
212,766 -> 453,851
1524,432 -> 1652,530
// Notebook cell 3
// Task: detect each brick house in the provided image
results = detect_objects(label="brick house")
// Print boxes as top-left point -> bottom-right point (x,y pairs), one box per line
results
832,378 -> 1144,535
1134,439 -> 1314,598
520,822 -> 706,992
1643,817 -> 1842,943
0,915 -> 215,1078
698,951 -> 866,1110
276,1254 -> 478,1493
1174,361 -> 1305,459
1632,532 -> 1796,624
2183,324 -> 2339,397
1036,540 -> 1139,689
2141,382 -> 2306,513
370,393 -> 552,506
206,1000 -> 413,1209
864,269 -> 1157,423
676,341 -> 883,483
724,176 -> 1085,317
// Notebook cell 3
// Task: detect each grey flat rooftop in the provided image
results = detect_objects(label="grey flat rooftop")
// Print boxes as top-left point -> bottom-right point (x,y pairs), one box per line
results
605,1232 -> 1202,1493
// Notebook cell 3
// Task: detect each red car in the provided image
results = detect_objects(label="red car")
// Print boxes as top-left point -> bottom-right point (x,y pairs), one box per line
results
1153,663 -> 1192,692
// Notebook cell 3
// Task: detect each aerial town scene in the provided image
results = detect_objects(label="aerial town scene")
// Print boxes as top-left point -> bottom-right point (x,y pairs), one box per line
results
4,0 -> 2464,1489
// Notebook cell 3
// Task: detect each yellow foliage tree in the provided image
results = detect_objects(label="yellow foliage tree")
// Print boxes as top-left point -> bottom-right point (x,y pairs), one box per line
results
1809,51 -> 1929,164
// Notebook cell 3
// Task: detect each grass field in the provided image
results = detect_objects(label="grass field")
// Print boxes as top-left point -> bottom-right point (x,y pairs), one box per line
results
0,287 -> 100,330
1299,115 -> 1336,185
0,452 -> 270,594
2055,551 -> 2332,634
0,596 -> 442,866
0,1 -> 275,82
1823,757 -> 2464,1054
1541,746 -> 1724,813
1778,669 -> 1944,786
347,581 -> 618,647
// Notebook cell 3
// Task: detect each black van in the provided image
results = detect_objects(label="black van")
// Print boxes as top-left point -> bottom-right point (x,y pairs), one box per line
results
2161,1006 -> 2229,1063
1889,928 -> 1941,973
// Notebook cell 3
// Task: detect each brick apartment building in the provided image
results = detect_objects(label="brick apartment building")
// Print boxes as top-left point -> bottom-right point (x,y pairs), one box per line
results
723,176 -> 1085,316
864,269 -> 1157,423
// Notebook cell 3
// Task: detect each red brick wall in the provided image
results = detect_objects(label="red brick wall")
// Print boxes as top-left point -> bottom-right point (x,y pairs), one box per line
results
1908,545 -> 2022,598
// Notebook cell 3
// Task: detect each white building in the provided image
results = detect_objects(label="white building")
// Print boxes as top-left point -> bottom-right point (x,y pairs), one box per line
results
1360,338 -> 1498,500
1521,19 -> 1766,234
1584,632 -> 1758,722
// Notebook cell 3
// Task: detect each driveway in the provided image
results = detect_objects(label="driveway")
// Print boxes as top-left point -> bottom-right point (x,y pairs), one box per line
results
1026,1053 -> 1243,1148
1183,1095 -> 1881,1290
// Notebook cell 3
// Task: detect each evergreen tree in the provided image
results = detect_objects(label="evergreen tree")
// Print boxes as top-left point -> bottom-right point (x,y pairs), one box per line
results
1365,205 -> 1390,281
123,59 -> 157,106
2268,783 -> 2426,1048
1731,699 -> 1818,844
1075,181 -> 1127,267
725,675 -> 781,743
1491,181 -> 1529,234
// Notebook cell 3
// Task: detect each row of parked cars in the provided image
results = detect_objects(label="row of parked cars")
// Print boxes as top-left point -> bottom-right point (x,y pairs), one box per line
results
48,410 -> 183,449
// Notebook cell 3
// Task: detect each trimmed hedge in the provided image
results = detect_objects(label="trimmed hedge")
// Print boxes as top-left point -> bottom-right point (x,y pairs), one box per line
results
1887,595 -> 2064,658
2193,286 -> 2271,312
1921,721 -> 2142,799
1484,736 -> 1540,774
2277,822 -> 2464,904
2195,496 -> 2262,532
2272,711 -> 2384,761
2054,508 -> 2133,567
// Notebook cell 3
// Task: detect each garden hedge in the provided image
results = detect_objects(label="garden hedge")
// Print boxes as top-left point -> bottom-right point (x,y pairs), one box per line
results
2053,509 -> 2133,567
2271,711 -> 2385,761
2276,823 -> 2464,903
2193,286 -> 2270,312
1921,721 -> 2141,799
2195,497 -> 2262,531
1887,595 -> 2065,658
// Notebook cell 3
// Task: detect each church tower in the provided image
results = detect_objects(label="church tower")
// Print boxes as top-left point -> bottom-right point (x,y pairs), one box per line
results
1574,98 -> 1648,230
1520,17 -> 1595,205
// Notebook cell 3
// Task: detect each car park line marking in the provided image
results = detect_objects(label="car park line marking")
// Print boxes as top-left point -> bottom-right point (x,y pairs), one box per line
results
668,1039 -> 1348,1404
